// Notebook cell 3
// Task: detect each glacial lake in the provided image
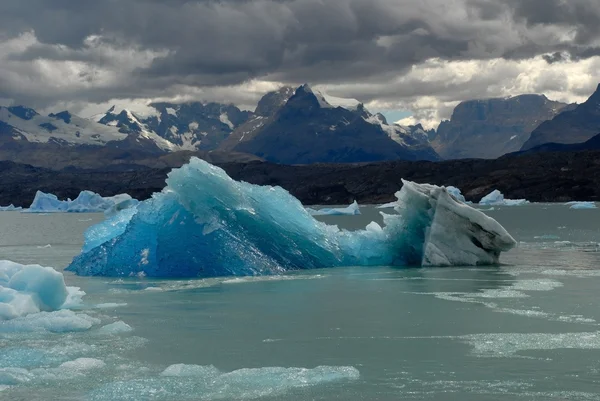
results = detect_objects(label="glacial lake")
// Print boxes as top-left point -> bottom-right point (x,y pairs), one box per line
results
1,204 -> 600,400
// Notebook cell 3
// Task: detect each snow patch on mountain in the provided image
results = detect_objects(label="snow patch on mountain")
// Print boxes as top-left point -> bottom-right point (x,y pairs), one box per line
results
0,106 -> 127,146
219,112 -> 235,129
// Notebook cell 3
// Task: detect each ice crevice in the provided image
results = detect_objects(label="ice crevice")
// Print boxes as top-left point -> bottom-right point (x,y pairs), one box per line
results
66,158 -> 517,278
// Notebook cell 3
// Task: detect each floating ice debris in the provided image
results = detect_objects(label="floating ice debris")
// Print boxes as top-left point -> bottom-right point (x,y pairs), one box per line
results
306,201 -> 361,216
0,309 -> 100,333
95,321 -> 133,335
479,190 -> 529,206
25,191 -> 137,213
89,365 -> 359,401
566,201 -> 597,210
67,158 -> 517,278
0,204 -> 22,211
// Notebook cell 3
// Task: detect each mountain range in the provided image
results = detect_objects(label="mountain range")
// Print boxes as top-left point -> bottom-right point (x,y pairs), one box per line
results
521,84 -> 600,150
0,85 -> 439,169
1,83 -> 600,169
431,95 -> 574,159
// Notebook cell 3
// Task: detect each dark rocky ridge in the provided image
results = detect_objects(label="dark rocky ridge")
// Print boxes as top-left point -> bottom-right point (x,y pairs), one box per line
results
1,150 -> 599,207
432,94 -> 572,159
222,85 -> 439,163
521,84 -> 600,150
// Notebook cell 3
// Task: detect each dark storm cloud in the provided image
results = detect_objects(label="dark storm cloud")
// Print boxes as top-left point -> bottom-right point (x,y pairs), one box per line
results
0,0 -> 599,109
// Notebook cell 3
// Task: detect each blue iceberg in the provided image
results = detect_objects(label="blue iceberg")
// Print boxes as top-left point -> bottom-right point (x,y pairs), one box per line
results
67,158 -> 516,278
26,191 -> 136,213
306,201 -> 361,216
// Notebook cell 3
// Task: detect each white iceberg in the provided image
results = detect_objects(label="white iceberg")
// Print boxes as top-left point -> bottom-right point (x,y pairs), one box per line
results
306,201 -> 361,216
566,201 -> 597,210
0,260 -> 68,320
0,204 -> 22,211
26,191 -> 137,213
479,190 -> 529,206
67,158 -> 517,277
445,186 -> 466,203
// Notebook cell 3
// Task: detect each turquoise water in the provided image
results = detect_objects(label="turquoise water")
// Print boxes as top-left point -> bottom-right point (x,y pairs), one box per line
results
1,205 -> 600,400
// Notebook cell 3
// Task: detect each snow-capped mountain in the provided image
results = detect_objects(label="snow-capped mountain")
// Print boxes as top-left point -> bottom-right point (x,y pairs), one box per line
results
0,84 -> 439,168
220,84 -> 439,163
92,102 -> 252,152
0,106 -> 127,146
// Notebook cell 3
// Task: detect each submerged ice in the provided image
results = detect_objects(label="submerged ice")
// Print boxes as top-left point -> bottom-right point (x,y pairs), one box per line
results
26,191 -> 137,213
67,158 -> 516,278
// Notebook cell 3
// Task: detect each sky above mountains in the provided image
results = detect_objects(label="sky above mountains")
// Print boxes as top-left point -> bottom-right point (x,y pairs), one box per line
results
0,0 -> 599,129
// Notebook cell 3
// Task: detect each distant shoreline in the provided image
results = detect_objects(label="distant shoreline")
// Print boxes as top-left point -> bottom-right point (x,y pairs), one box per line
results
1,149 -> 599,207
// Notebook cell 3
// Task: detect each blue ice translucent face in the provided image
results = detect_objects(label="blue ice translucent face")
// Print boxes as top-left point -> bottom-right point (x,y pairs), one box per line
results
67,158 -> 516,278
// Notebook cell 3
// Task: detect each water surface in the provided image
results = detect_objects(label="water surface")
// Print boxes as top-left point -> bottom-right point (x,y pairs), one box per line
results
1,205 -> 600,400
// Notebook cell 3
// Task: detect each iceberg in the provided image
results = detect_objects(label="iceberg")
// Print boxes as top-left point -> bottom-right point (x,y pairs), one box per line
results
26,191 -> 136,213
479,190 -> 529,206
67,158 -> 516,277
0,204 -> 22,211
306,201 -> 361,216
566,201 -> 597,210
445,186 -> 466,203
0,260 -> 68,320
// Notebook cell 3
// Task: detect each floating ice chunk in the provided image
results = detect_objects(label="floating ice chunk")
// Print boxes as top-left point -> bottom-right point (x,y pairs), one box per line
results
58,358 -> 106,371
161,364 -> 221,377
0,358 -> 106,385
306,201 -> 361,216
479,190 -> 529,206
95,303 -> 127,309
0,204 -> 22,211
566,201 -> 597,209
95,321 -> 133,335
0,260 -> 68,320
376,201 -> 397,209
0,310 -> 100,333
26,190 -> 137,213
445,186 -> 466,203
89,365 -> 359,401
67,158 -> 516,277
0,368 -> 33,385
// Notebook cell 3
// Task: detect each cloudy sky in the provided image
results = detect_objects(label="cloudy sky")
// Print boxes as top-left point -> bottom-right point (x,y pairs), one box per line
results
1,0 -> 599,129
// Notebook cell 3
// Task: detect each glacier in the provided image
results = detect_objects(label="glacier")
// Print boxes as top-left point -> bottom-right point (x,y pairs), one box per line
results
479,190 -> 529,206
26,191 -> 136,213
306,201 -> 361,216
67,158 -> 516,278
